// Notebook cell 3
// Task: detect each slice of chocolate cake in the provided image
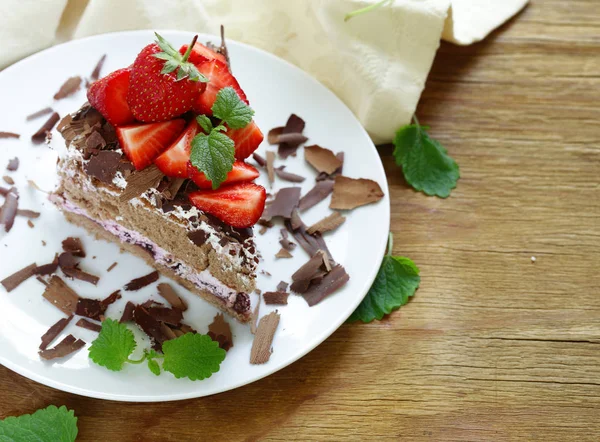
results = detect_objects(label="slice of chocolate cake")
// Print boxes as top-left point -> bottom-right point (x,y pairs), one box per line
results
52,104 -> 257,322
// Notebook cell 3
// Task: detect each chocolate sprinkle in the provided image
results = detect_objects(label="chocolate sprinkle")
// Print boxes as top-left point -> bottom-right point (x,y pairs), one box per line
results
119,165 -> 164,202
278,114 -> 306,159
304,145 -> 343,175
27,220 -> 34,228
120,301 -> 136,323
252,152 -> 266,167
262,187 -> 301,221
26,107 -> 53,121
330,176 -> 384,210
31,112 -> 60,144
2,176 -> 14,185
0,132 -> 20,139
62,237 -> 86,257
207,313 -> 233,351
6,158 -> 19,171
54,76 -> 82,100
302,265 -> 350,306
274,166 -> 305,183
85,150 -> 123,184
124,270 -> 160,291
0,187 -> 19,232
1,262 -> 37,292
42,276 -> 80,315
157,283 -> 188,311
90,54 -> 107,81
250,311 -> 280,364
306,212 -> 346,234
263,291 -> 289,305
106,262 -> 118,272
39,334 -> 86,360
39,315 -> 73,350
16,209 -> 40,219
298,180 -> 335,211
76,318 -> 102,333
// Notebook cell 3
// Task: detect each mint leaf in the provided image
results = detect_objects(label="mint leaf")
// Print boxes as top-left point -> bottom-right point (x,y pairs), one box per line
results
393,118 -> 459,198
211,87 -> 254,129
162,333 -> 226,381
89,318 -> 136,371
348,235 -> 420,323
0,405 -> 78,442
196,115 -> 213,134
147,359 -> 161,376
189,131 -> 235,189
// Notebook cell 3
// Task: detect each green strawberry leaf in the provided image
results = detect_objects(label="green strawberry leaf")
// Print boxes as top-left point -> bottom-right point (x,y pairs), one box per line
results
211,87 -> 254,129
153,33 -> 208,83
393,118 -> 459,198
162,333 -> 226,381
189,131 -> 235,189
196,115 -> 213,134
88,318 -> 137,371
0,405 -> 78,442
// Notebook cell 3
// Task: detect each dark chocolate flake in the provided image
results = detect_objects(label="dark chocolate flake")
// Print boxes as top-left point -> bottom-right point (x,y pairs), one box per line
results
119,165 -> 164,202
262,187 -> 301,221
250,311 -> 280,364
301,265 -> 350,306
26,107 -> 53,121
33,255 -> 59,276
146,306 -> 183,326
31,112 -> 60,144
278,114 -> 306,159
124,271 -> 160,291
107,262 -> 118,272
157,283 -> 188,311
6,157 -> 19,171
62,237 -> 86,257
40,315 -> 73,350
252,152 -> 266,167
290,253 -> 327,294
187,229 -> 208,247
304,145 -> 343,175
275,248 -> 293,259
16,209 -> 40,219
39,334 -> 86,360
0,131 -> 20,139
0,188 -> 19,232
285,211 -> 335,265
306,212 -> 346,234
58,252 -> 100,285
274,166 -> 305,183
1,262 -> 37,292
120,301 -> 136,323
263,291 -> 289,305
54,76 -> 82,100
266,151 -> 275,185
298,180 -> 335,211
207,313 -> 233,351
85,150 -> 122,184
277,281 -> 289,292
76,318 -> 102,332
330,176 -> 384,210
133,305 -> 171,351
42,276 -> 80,315
90,54 -> 107,81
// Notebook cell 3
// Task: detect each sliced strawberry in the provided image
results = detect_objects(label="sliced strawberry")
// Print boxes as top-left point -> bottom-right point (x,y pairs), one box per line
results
188,183 -> 266,228
87,68 -> 135,126
179,42 -> 226,66
227,120 -> 264,160
193,60 -> 248,115
116,119 -> 186,170
187,160 -> 260,189
154,119 -> 199,177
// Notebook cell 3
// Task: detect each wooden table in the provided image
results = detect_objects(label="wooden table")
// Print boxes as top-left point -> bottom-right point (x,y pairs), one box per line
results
1,1 -> 599,440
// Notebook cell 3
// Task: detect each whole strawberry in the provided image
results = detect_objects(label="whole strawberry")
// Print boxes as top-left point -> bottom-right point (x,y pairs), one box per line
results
127,33 -> 208,122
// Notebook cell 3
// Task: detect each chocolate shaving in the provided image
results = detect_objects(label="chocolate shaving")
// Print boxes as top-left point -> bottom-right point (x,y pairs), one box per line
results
33,255 -> 59,276
2,176 -> 14,185
146,306 -> 183,326
62,237 -> 85,257
76,299 -> 104,321
162,177 -> 186,200
39,334 -> 85,360
106,262 -> 118,272
285,211 -> 334,265
207,313 -> 233,351
133,305 -> 171,351
85,130 -> 106,155
1,263 -> 37,292
290,253 -> 326,294
40,315 -> 73,350
85,150 -> 123,184
120,301 -> 136,323
6,158 -> 19,171
0,131 -> 20,139
279,228 -> 296,251
28,180 -> 47,193
17,209 -> 40,218
263,291 -> 289,305
31,112 -> 60,144
262,187 -> 301,221
250,299 -> 260,335
157,283 -> 188,311
76,318 -> 102,332
0,188 -> 19,232
252,153 -> 266,167
304,145 -> 343,175
330,175 -> 385,210
250,311 -> 280,364
274,166 -> 305,183
275,248 -> 293,259
316,152 -> 344,181
119,165 -> 164,202
101,290 -> 122,308
58,252 -> 100,285
90,54 -> 107,80
124,270 -> 160,291
27,219 -> 34,228
26,107 -> 53,121
219,25 -> 231,68
187,229 -> 209,247
307,212 -> 345,234
289,208 -> 303,231
266,151 -> 275,185
278,114 -> 306,159
54,76 -> 82,100
277,281 -> 289,292
179,323 -> 198,335
267,127 -> 284,144
36,276 -> 49,286
298,180 -> 335,211
302,265 -> 350,306
42,276 -> 80,315
269,130 -> 308,146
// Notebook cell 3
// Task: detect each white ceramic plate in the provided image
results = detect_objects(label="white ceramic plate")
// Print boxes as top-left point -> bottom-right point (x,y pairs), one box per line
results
0,30 -> 389,402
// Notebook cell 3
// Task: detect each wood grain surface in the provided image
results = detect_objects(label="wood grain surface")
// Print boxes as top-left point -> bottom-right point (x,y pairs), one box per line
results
1,1 -> 599,440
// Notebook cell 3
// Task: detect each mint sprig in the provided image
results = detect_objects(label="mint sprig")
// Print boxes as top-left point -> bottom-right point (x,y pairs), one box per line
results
189,87 -> 254,189
393,117 -> 460,198
88,318 -> 225,381
153,33 -> 208,83
0,405 -> 78,442
348,234 -> 420,323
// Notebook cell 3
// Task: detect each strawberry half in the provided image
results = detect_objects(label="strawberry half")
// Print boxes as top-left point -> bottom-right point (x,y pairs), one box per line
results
227,120 -> 264,160
117,119 -> 185,170
187,160 -> 259,189
154,119 -> 199,177
87,68 -> 135,126
179,42 -> 227,66
188,183 -> 266,228
193,60 -> 248,115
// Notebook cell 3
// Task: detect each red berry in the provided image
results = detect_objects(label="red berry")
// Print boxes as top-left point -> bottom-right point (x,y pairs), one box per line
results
193,60 -> 248,115
188,183 -> 266,228
116,119 -> 186,170
227,120 -> 264,160
154,119 -> 199,177
87,68 -> 135,126
127,43 -> 204,123
179,42 -> 227,66
187,160 -> 259,189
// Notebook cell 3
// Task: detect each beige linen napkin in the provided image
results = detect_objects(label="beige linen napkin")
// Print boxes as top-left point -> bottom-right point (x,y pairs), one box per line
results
0,0 -> 527,142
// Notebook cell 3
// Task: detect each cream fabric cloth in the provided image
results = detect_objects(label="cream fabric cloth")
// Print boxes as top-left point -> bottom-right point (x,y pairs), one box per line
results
0,0 -> 527,142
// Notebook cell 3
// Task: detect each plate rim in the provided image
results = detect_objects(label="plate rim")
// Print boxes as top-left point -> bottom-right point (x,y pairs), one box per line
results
0,29 -> 390,402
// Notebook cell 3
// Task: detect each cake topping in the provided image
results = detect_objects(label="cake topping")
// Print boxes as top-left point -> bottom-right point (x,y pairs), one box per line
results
274,166 -> 305,183
0,131 -> 20,138
316,152 -> 344,181
276,114 -> 307,158
58,252 -> 100,285
39,316 -> 73,350
124,271 -> 160,291
0,187 -> 19,232
275,248 -> 293,259
207,313 -> 233,351
119,164 -> 164,202
262,187 -> 301,221
307,212 -> 346,234
298,180 -> 335,211
31,112 -> 60,144
6,157 -> 19,171
146,306 -> 183,326
76,318 -> 102,333
263,291 -> 289,305
304,145 -> 343,175
106,262 -> 118,272
285,210 -> 334,265
85,150 -> 123,184
39,335 -> 86,360
330,176 -> 384,210
279,228 -> 296,251
250,311 -> 280,364
157,283 -> 188,311
90,54 -> 107,81
62,237 -> 86,257
1,262 -> 37,292
301,265 -> 350,307
33,255 -> 59,276
277,281 -> 289,292
42,276 -> 80,315
133,305 -> 170,351
252,152 -> 266,167
120,301 -> 136,323
54,76 -> 82,100
266,151 -> 275,185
